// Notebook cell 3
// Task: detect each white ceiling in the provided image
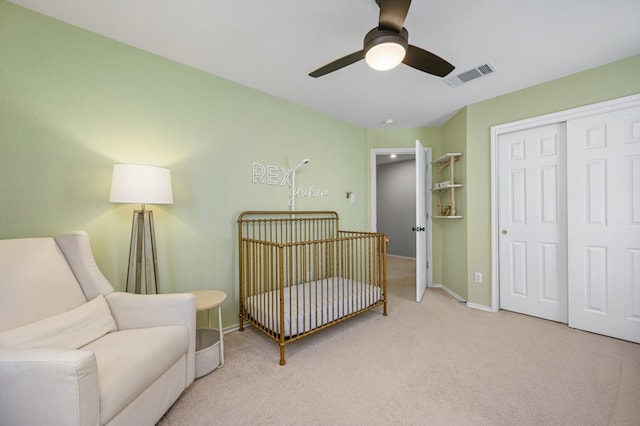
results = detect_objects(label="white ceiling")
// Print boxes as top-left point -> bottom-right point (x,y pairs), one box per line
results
8,0 -> 640,128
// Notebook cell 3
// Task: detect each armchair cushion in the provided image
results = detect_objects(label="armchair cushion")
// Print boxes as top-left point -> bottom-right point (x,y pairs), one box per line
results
0,295 -> 116,350
82,325 -> 189,424
0,237 -> 87,331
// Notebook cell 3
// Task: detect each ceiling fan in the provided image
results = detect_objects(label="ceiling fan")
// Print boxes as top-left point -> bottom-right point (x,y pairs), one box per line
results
309,0 -> 454,78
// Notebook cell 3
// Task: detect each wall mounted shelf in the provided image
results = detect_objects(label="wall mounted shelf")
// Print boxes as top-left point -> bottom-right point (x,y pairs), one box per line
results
432,152 -> 463,219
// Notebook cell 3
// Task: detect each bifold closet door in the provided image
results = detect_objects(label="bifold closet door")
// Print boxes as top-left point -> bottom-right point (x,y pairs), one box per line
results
567,106 -> 640,344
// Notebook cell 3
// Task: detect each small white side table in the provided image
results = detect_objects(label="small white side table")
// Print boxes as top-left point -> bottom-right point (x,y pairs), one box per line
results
191,290 -> 226,378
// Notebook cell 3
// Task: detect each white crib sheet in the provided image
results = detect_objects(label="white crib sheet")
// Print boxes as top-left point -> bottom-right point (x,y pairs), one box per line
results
245,276 -> 382,337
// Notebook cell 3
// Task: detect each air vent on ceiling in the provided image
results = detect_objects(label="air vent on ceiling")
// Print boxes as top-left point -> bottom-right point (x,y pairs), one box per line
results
444,62 -> 497,88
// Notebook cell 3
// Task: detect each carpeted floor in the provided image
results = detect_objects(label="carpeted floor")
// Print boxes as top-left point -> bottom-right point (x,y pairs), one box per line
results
158,257 -> 640,426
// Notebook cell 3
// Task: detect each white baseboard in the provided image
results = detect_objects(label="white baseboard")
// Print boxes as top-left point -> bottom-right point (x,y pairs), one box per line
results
223,323 -> 244,334
432,284 -> 494,313
466,302 -> 494,312
387,254 -> 416,260
432,283 -> 466,303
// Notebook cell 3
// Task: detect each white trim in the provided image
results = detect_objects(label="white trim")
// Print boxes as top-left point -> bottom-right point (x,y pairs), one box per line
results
387,254 -> 416,261
370,146 -> 433,292
492,94 -> 640,136
222,324 -> 240,334
490,93 -> 640,313
433,283 -> 466,302
467,302 -> 494,313
424,147 -> 433,294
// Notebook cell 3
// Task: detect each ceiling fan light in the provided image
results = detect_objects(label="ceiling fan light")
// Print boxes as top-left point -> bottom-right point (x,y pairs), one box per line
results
365,42 -> 406,71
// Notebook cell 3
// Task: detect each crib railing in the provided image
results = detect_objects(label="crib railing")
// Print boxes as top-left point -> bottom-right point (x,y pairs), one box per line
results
238,211 -> 340,244
237,211 -> 387,365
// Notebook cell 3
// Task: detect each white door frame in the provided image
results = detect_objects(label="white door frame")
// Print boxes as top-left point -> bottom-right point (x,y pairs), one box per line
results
490,93 -> 640,312
370,147 -> 433,291
415,140 -> 430,301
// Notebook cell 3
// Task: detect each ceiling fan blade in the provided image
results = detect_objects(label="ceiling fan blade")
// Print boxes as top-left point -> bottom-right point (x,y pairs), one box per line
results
377,0 -> 411,32
309,50 -> 365,78
403,44 -> 455,77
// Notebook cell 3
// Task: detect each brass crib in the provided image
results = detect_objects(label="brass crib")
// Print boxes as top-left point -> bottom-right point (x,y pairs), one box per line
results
237,211 -> 387,365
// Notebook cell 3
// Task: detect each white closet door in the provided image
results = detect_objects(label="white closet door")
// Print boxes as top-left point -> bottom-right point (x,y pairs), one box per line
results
498,123 -> 568,322
567,107 -> 640,344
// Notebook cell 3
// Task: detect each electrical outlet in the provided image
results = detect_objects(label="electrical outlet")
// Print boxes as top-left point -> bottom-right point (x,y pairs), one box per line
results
474,272 -> 483,284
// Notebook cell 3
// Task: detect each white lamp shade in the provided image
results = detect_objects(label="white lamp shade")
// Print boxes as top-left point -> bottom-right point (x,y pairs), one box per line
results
365,42 -> 406,71
109,164 -> 174,204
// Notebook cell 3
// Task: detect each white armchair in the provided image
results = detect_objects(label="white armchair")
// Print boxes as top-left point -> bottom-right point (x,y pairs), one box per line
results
0,231 -> 196,426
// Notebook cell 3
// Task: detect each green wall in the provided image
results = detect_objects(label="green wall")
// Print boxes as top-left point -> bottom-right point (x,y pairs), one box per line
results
366,55 -> 640,308
2,1 -> 640,323
465,54 -> 640,308
0,2 -> 369,328
439,108 -> 467,299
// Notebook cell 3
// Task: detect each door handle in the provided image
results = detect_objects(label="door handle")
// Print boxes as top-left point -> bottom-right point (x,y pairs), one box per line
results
501,229 -> 508,235
412,226 -> 425,232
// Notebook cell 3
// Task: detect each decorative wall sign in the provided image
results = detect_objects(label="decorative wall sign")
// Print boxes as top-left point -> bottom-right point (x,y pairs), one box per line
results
290,179 -> 331,206
252,162 -> 332,206
252,163 -> 292,186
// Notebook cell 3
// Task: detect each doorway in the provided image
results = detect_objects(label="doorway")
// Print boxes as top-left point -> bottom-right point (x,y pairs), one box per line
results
370,143 -> 433,301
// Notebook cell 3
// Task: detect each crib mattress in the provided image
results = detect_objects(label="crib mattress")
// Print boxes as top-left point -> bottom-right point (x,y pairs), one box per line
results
245,276 -> 382,337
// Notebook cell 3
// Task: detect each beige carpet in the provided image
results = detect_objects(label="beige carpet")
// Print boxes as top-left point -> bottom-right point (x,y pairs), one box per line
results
158,257 -> 640,426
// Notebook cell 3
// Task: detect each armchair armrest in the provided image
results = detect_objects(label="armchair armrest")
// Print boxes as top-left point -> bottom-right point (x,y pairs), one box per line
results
105,292 -> 195,330
0,348 -> 100,426
105,292 -> 196,385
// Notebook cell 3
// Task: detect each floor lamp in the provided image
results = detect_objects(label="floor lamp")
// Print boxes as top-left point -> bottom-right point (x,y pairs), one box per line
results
109,164 -> 174,294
